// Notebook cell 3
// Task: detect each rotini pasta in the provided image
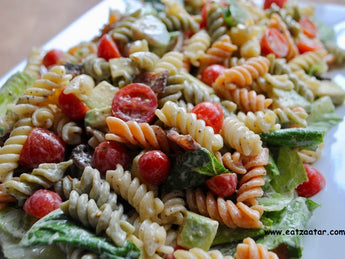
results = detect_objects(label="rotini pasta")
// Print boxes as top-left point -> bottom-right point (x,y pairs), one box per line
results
155,101 -> 223,153
221,115 -> 263,156
3,160 -> 73,205
106,116 -> 171,153
214,56 -> 270,89
234,237 -> 278,259
186,188 -> 264,229
106,164 -> 165,221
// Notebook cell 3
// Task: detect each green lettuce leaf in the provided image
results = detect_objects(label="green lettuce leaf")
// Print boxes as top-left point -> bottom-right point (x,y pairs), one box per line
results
212,225 -> 265,246
307,96 -> 342,132
21,209 -> 140,259
270,147 -> 308,194
258,197 -> 319,258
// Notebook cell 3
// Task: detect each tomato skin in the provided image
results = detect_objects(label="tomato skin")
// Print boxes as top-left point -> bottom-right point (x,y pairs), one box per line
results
92,141 -> 131,174
97,34 -> 121,61
297,37 -> 323,54
112,83 -> 158,123
191,102 -> 224,134
138,150 -> 171,185
263,0 -> 287,9
261,28 -> 289,58
23,189 -> 62,218
299,16 -> 317,38
19,128 -> 65,169
201,64 -> 226,87
206,173 -> 238,197
296,164 -> 326,198
58,88 -> 89,121
42,49 -> 64,69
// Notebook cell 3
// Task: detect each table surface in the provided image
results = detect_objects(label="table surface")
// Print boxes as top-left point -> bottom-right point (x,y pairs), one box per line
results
0,0 -> 344,78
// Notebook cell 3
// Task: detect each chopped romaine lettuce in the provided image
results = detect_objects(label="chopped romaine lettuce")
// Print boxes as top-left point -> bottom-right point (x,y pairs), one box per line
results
258,197 -> 319,258
270,147 -> 308,194
307,96 -> 342,132
21,209 -> 140,259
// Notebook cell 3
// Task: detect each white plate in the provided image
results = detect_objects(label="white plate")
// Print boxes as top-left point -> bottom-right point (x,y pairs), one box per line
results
1,1 -> 345,258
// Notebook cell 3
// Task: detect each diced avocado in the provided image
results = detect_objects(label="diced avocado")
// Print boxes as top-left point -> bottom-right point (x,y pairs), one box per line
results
131,15 -> 170,48
0,72 -> 35,118
177,211 -> 219,251
316,80 -> 345,106
85,106 -> 112,129
271,88 -> 311,112
84,81 -> 118,109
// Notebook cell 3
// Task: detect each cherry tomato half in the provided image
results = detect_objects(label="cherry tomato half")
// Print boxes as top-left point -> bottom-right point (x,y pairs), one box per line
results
295,164 -> 326,198
201,64 -> 226,87
58,88 -> 89,121
97,34 -> 121,61
19,128 -> 65,169
92,141 -> 131,174
42,49 -> 64,69
112,83 -> 158,123
191,102 -> 224,134
297,37 -> 323,54
261,28 -> 289,58
299,16 -> 318,38
23,189 -> 62,218
206,173 -> 238,197
263,0 -> 287,9
138,150 -> 171,185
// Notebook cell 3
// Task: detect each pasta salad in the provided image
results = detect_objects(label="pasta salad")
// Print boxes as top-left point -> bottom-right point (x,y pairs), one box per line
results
0,0 -> 345,258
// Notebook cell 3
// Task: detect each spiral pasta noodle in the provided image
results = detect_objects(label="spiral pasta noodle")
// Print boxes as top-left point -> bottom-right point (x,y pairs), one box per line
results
184,30 -> 211,67
73,166 -> 119,210
158,73 -> 185,107
199,34 -> 237,73
106,117 -> 171,153
131,216 -> 174,257
221,115 -> 263,156
186,188 -> 263,229
3,160 -> 72,205
155,101 -> 223,153
17,65 -> 71,106
236,148 -> 269,205
23,47 -> 43,78
60,190 -> 133,247
0,117 -> 34,182
216,151 -> 246,175
206,3 -> 228,43
217,87 -> 272,112
31,107 -> 55,129
236,110 -> 280,134
129,51 -> 160,72
106,164 -> 165,221
159,191 -> 187,226
154,51 -> 184,76
273,106 -> 308,128
214,56 -> 270,89
82,55 -> 111,83
158,0 -> 199,33
234,237 -> 278,259
288,50 -> 328,74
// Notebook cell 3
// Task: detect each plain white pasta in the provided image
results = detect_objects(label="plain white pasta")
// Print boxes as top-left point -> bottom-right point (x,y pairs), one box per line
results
221,115 -> 263,156
155,101 -> 223,153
